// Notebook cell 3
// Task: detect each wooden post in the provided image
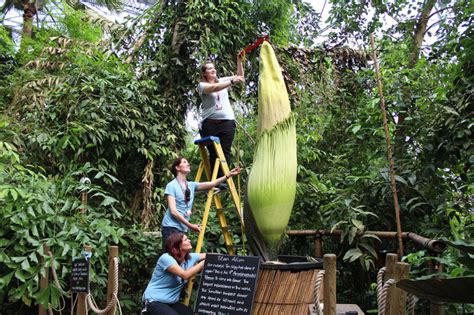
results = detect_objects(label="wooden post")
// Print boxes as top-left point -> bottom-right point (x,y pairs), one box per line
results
384,253 -> 398,278
107,246 -> 119,315
388,262 -> 410,315
76,245 -> 92,315
314,234 -> 322,258
383,253 -> 398,313
80,191 -> 87,213
79,177 -> 90,213
323,254 -> 336,315
429,256 -> 444,315
38,244 -> 50,315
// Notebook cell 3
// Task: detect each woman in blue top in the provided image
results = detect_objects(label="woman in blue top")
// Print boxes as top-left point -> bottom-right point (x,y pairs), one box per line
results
142,232 -> 206,315
161,156 -> 240,248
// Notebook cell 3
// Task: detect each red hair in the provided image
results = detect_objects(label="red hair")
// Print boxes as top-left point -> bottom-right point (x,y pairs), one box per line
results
164,232 -> 190,261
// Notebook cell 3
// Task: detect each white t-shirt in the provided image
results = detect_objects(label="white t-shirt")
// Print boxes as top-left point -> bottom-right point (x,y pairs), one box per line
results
197,77 -> 236,121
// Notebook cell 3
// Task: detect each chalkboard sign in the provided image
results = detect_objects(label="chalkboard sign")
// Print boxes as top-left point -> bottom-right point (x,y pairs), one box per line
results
71,258 -> 90,293
195,254 -> 260,315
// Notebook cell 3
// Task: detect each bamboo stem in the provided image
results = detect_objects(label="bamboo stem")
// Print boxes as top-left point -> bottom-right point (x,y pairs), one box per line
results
370,33 -> 404,257
286,230 -> 446,253
287,229 -> 407,238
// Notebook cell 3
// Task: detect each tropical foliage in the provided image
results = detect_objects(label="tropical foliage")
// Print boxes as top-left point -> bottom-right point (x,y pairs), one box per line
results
0,0 -> 472,313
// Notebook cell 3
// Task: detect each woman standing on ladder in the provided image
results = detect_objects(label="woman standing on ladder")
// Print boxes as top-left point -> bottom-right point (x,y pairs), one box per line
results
197,54 -> 245,189
161,157 -> 240,249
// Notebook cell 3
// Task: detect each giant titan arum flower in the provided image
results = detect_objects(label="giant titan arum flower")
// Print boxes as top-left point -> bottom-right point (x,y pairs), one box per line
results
247,41 -> 297,247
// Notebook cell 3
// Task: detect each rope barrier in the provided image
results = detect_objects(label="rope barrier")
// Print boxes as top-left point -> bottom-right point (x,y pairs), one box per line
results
376,266 -> 418,314
378,278 -> 396,315
70,294 -> 78,315
312,270 -> 325,315
40,248 -> 122,315
46,251 -> 66,315
85,257 -> 122,315
376,267 -> 386,309
406,294 -> 418,315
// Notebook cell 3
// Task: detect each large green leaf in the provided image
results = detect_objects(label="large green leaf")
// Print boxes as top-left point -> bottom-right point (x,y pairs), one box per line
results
442,239 -> 474,254
397,277 -> 474,303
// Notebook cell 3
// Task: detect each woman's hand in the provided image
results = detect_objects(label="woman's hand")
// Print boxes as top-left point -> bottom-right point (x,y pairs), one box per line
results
197,260 -> 205,272
237,53 -> 244,77
226,166 -> 241,178
196,166 -> 241,191
189,223 -> 201,233
232,75 -> 245,85
167,257 -> 206,280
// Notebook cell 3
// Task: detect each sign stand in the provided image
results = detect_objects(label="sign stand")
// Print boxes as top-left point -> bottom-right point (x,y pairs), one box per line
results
194,253 -> 260,315
71,257 -> 90,293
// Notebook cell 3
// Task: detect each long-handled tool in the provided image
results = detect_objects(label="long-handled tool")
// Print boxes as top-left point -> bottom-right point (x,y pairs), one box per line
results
239,35 -> 269,56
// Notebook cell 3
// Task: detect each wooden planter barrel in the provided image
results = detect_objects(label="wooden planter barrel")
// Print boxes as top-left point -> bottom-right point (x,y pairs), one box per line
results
253,256 -> 323,315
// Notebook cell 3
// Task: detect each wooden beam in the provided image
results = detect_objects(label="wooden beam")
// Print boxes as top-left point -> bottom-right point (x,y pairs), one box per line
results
286,230 -> 446,254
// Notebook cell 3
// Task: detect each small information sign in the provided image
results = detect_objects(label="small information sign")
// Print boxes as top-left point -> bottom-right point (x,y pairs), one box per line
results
195,253 -> 260,315
71,258 -> 90,293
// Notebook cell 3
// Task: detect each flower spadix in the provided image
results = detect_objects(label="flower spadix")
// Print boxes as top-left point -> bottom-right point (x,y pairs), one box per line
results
247,41 -> 297,245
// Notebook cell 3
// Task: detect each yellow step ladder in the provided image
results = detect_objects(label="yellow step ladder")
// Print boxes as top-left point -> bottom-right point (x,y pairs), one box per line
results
184,136 -> 245,305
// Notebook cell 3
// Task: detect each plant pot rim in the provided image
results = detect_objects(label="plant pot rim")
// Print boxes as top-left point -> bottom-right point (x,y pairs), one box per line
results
260,255 -> 323,270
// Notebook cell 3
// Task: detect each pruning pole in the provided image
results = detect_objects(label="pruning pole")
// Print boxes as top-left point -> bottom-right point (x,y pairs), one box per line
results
370,33 -> 404,258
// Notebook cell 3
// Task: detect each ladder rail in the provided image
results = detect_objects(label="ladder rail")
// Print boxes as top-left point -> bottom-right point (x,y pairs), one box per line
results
184,137 -> 245,307
183,157 -> 217,306
194,159 -> 220,253
195,161 -> 205,183
213,141 -> 242,215
213,142 -> 247,250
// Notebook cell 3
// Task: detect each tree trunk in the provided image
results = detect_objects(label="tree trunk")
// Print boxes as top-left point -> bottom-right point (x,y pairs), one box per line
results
394,0 -> 436,162
169,0 -> 186,56
408,0 -> 436,68
125,0 -> 168,64
22,0 -> 36,38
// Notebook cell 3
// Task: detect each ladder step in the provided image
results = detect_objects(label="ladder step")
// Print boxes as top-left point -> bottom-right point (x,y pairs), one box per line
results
194,136 -> 220,145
